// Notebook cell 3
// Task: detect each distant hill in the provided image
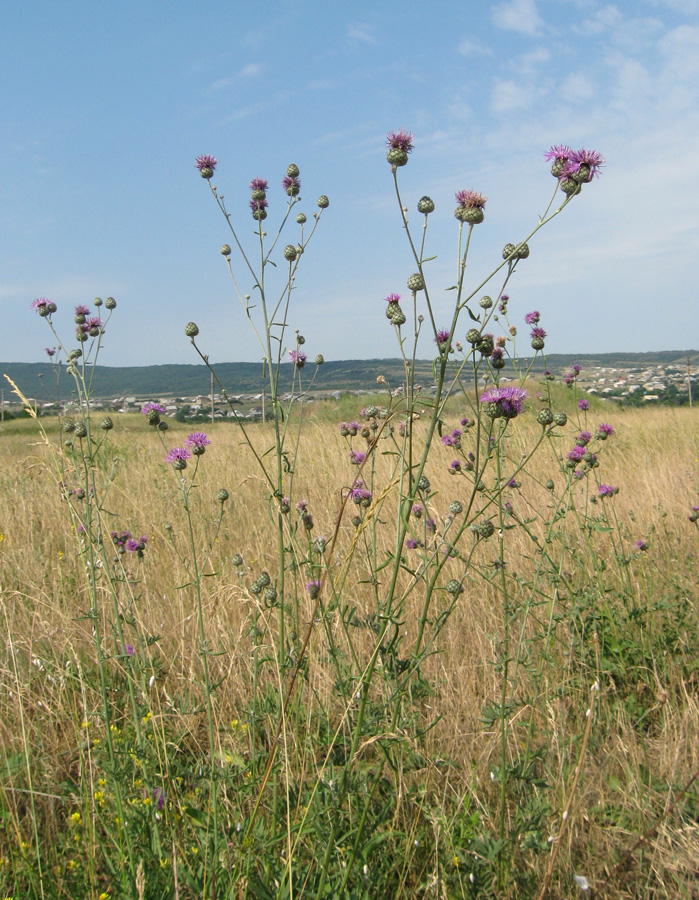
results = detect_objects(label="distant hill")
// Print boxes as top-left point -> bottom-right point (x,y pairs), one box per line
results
2,351 -> 698,401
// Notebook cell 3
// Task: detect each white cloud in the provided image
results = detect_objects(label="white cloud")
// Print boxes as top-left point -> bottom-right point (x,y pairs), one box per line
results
458,37 -> 493,56
491,0 -> 545,36
237,63 -> 263,79
347,24 -> 376,45
207,78 -> 232,93
491,78 -> 536,113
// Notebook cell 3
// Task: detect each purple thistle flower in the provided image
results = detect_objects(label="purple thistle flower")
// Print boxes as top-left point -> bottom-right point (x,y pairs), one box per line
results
282,174 -> 301,194
530,327 -> 547,340
490,347 -> 504,361
142,402 -> 166,415
598,484 -> 617,497
572,364 -> 582,374
524,311 -> 540,325
124,644 -> 135,657
384,292 -> 401,304
460,417 -> 472,427
564,373 -> 575,385
31,297 -> 55,315
426,517 -> 436,534
544,145 -> 573,162
454,189 -> 487,209
411,504 -> 423,518
635,539 -> 649,551
295,499 -> 308,512
349,450 -> 366,465
569,148 -> 604,181
348,420 -> 360,432
289,349 -> 307,367
480,386 -> 527,418
249,177 -> 268,191
573,469 -> 584,480
75,304 -> 90,316
185,432 -> 211,450
194,154 -> 218,173
578,399 -> 590,411
575,431 -> 592,446
152,788 -> 166,811
45,347 -> 56,357
435,329 -> 451,345
306,579 -> 321,595
86,316 -> 103,330
125,539 -> 140,552
405,537 -> 419,550
166,447 -> 191,467
386,129 -> 414,153
249,197 -> 268,211
508,477 -> 520,488
567,445 -> 586,462
597,423 -> 614,436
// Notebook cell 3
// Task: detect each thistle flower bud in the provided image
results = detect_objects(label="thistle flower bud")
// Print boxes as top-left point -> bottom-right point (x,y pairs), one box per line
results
417,196 -> 435,214
407,273 -> 425,292
74,423 -> 88,439
286,163 -> 300,178
317,195 -> 329,208
232,553 -> 243,566
315,354 -> 324,366
479,295 -> 493,309
531,336 -> 545,351
252,208 -> 267,220
553,412 -> 567,427
94,297 -> 103,307
476,520 -> 495,538
105,296 -> 116,310
284,244 -> 298,261
217,489 -> 230,503
545,479 -> 555,490
502,243 -> 516,260
386,147 -> 409,167
516,243 -> 530,259
185,322 -> 199,337
220,244 -> 231,256
446,579 -> 464,595
158,421 -> 168,431
560,177 -> 581,196
63,421 -> 76,433
258,571 -> 271,588
448,500 -> 463,515
100,416 -> 114,431
296,213 -> 307,224
264,587 -> 278,604
537,409 -> 554,426
417,475 -> 430,492
466,328 -> 481,345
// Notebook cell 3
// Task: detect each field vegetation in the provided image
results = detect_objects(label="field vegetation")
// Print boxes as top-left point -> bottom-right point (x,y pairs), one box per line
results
2,138 -> 698,899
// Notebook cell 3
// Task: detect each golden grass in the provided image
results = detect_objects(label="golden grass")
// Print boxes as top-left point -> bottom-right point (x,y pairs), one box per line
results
1,402 -> 698,895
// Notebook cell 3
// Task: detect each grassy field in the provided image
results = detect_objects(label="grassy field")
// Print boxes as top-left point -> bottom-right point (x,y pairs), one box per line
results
1,399 -> 698,898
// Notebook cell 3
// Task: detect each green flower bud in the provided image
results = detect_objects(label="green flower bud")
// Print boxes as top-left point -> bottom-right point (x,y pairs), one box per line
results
286,163 -> 300,178
502,243 -> 516,260
386,148 -> 409,167
315,354 -> 324,366
74,423 -> 88,439
100,417 -> 114,431
185,322 -> 199,337
220,244 -> 231,256
105,296 -> 116,309
407,273 -> 425,292
536,409 -> 554,426
317,195 -> 329,208
217,489 -> 229,503
284,244 -> 298,261
231,554 -> 243,567
296,213 -> 307,224
448,500 -> 463,515
479,295 -> 493,309
446,579 -> 464,595
417,196 -> 435,214
553,412 -> 567,427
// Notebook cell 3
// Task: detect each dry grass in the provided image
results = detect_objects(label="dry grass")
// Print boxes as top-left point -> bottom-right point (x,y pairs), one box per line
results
1,402 -> 698,896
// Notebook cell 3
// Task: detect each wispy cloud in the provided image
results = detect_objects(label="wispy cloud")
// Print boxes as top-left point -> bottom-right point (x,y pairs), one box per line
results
207,78 -> 232,93
491,0 -> 545,36
458,37 -> 493,56
347,23 -> 376,45
237,63 -> 263,79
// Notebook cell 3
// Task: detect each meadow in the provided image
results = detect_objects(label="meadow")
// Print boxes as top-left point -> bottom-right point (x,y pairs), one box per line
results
1,400 -> 698,899
2,139 -> 698,899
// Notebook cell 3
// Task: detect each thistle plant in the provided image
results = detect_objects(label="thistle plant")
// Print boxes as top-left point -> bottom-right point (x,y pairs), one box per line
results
13,132 -> 697,900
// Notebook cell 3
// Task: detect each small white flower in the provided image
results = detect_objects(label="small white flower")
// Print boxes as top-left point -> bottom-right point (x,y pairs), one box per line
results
573,873 -> 590,890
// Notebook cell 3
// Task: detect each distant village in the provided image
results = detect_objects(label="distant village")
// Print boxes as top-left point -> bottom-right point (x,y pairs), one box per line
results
4,360 -> 698,421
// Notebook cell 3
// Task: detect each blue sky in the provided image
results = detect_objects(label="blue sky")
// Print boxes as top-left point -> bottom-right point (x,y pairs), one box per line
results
2,0 -> 698,367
